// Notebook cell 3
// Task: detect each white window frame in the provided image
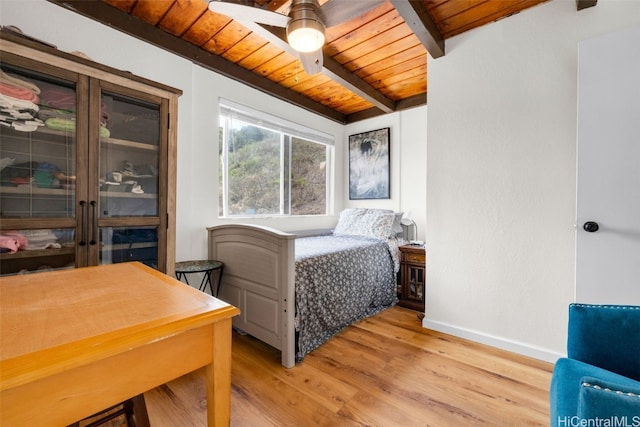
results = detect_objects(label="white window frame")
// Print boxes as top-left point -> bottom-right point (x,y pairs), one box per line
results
219,99 -> 333,218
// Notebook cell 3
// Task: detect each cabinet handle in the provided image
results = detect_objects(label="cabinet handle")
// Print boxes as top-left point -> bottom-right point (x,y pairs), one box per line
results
89,200 -> 97,246
79,200 -> 87,246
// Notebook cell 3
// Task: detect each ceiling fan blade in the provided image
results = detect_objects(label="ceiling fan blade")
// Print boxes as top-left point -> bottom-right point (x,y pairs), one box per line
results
318,0 -> 386,28
208,1 -> 290,28
299,49 -> 324,75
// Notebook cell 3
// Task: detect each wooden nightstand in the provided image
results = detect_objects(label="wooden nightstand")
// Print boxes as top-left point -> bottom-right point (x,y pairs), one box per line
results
398,245 -> 426,312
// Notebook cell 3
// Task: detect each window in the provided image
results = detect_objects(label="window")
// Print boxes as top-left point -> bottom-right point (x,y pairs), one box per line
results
219,100 -> 333,217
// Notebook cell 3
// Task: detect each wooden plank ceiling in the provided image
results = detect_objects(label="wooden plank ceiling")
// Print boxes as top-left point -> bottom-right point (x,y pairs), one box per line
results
48,0 -> 561,123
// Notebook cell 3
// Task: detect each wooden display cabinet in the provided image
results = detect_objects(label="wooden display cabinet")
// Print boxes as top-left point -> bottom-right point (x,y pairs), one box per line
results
0,31 -> 181,276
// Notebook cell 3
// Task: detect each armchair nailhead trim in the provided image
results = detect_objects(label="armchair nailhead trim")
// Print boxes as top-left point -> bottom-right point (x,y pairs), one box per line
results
573,304 -> 640,310
582,382 -> 640,399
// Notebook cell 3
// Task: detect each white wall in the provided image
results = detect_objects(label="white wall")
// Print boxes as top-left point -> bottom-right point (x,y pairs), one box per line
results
188,64 -> 345,256
344,106 -> 427,241
425,0 -> 640,361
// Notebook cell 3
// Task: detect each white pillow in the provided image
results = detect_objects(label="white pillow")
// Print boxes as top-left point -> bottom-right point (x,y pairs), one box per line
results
360,208 -> 404,237
363,210 -> 396,240
334,208 -> 395,240
333,208 -> 367,235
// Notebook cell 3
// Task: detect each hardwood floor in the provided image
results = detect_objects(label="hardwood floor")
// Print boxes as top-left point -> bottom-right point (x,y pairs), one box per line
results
143,306 -> 553,426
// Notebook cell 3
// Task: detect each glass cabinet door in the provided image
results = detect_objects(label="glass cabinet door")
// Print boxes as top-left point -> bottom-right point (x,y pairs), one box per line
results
92,82 -> 167,270
100,226 -> 159,270
1,38 -> 177,276
0,58 -> 81,275
98,89 -> 160,218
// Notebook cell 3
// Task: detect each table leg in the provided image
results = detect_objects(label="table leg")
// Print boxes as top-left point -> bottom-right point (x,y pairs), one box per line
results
205,318 -> 233,426
176,272 -> 189,285
215,267 -> 223,297
131,394 -> 150,427
199,270 -> 212,294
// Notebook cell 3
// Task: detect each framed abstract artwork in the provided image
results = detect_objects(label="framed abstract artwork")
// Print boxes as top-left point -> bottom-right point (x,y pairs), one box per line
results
348,127 -> 390,199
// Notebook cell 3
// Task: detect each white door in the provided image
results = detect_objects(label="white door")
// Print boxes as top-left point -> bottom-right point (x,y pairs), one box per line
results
576,25 -> 640,304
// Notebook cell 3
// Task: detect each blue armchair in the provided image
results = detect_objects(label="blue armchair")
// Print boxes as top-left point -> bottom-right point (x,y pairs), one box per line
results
550,304 -> 640,426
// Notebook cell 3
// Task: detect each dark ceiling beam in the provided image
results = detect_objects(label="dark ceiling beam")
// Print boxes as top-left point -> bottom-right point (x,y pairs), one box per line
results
320,55 -> 394,113
576,0 -> 597,11
46,0 -> 347,123
396,92 -> 427,110
346,107 -> 385,123
345,92 -> 427,124
238,20 -> 396,113
390,0 -> 444,59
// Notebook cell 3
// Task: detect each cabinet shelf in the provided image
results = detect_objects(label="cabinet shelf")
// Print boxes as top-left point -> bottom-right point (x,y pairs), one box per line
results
99,191 -> 157,199
0,243 -> 157,261
0,246 -> 75,261
0,125 -> 73,142
0,186 -> 73,196
102,137 -> 158,152
1,125 -> 158,152
105,242 -> 157,251
0,186 -> 157,199
27,126 -> 74,141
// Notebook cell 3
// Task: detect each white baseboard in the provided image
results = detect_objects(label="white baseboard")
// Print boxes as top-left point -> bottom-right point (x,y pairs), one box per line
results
421,318 -> 563,364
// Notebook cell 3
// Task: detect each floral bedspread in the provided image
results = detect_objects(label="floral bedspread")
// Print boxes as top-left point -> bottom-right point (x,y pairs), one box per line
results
294,234 -> 399,361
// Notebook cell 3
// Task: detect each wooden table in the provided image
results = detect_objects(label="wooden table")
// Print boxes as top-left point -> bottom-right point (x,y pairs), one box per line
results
0,262 -> 240,426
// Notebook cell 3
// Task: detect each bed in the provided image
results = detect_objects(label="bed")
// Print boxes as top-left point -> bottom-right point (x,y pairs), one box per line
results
207,208 -> 404,368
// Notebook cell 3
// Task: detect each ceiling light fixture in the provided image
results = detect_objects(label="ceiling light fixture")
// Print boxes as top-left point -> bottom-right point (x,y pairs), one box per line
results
286,0 -> 325,53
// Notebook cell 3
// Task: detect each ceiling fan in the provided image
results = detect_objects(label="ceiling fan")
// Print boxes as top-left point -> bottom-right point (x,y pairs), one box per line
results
208,0 -> 385,75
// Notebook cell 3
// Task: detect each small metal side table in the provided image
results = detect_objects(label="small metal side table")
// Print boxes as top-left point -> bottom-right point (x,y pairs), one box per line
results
175,260 -> 223,297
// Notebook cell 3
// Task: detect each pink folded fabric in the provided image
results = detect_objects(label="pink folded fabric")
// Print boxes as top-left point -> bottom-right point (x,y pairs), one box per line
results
38,81 -> 110,125
0,82 -> 40,103
40,84 -> 75,110
0,70 -> 41,94
0,231 -> 28,253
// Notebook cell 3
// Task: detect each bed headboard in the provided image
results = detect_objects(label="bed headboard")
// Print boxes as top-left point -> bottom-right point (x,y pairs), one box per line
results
207,224 -> 296,367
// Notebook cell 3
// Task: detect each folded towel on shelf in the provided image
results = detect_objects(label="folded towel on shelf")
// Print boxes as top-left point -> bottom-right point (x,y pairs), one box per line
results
20,229 -> 61,250
37,106 -> 75,121
0,231 -> 28,253
44,117 -> 74,132
38,81 -> 111,126
11,120 -> 43,132
44,117 -> 110,137
1,109 -> 36,121
0,70 -> 41,95
0,81 -> 40,103
39,82 -> 75,110
0,89 -> 44,132
0,161 -> 39,185
0,93 -> 39,117
0,157 -> 15,171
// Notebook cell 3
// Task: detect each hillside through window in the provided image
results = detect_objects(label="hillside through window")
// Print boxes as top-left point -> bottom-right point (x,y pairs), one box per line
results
218,100 -> 332,217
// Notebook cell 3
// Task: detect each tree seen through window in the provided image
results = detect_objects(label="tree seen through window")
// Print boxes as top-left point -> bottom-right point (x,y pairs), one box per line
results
219,113 -> 329,217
